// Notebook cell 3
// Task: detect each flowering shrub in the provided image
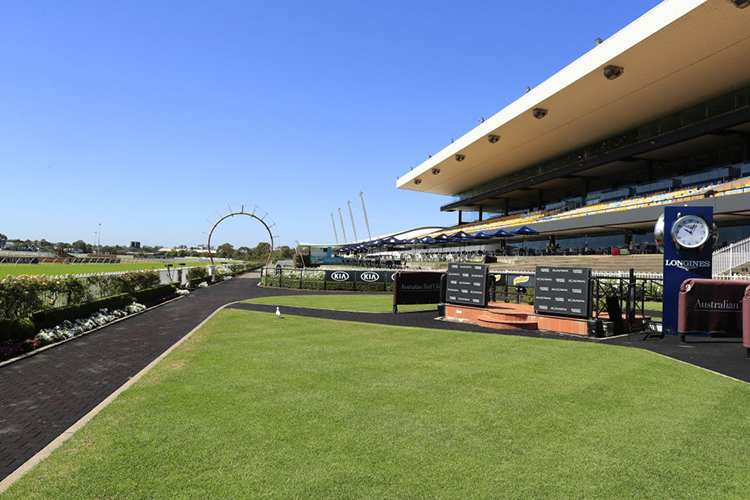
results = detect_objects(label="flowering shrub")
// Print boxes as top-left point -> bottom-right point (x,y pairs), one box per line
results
0,271 -> 160,323
176,289 -> 190,296
197,281 -> 209,288
1,303 -> 148,362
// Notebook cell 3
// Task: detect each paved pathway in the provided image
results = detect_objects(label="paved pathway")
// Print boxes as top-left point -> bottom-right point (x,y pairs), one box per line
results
2,276 -> 749,482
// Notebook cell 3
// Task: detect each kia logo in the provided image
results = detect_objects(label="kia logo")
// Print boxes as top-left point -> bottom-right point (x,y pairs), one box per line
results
360,272 -> 379,282
330,271 -> 350,281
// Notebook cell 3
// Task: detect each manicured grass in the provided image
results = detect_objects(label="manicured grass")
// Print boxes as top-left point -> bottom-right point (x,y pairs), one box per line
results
5,310 -> 750,499
245,293 -> 434,312
0,261 -> 214,278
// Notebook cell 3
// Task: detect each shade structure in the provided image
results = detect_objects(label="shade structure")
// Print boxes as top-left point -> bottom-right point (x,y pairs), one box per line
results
485,228 -> 511,238
510,226 -> 539,236
434,233 -> 460,242
452,230 -> 474,240
381,236 -> 402,247
403,237 -> 422,244
365,238 -> 385,247
419,236 -> 438,244
472,231 -> 492,239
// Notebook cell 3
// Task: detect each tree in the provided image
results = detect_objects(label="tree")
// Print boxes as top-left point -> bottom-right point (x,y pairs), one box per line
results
236,246 -> 251,260
251,242 -> 271,260
216,243 -> 234,259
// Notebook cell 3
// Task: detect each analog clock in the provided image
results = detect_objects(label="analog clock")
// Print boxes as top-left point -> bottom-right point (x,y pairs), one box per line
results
671,215 -> 710,250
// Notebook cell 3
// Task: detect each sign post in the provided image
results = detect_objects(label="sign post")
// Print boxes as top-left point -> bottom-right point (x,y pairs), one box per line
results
661,206 -> 713,334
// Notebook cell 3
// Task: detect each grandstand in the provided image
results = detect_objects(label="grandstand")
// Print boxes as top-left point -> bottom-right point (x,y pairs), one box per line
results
396,0 -> 750,257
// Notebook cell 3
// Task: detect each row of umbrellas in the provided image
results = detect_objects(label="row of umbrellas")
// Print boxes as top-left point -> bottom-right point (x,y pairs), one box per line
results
337,226 -> 538,252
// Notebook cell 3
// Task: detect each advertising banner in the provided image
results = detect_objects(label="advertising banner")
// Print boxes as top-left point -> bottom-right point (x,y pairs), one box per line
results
445,263 -> 489,307
534,266 -> 591,318
392,271 -> 443,309
495,272 -> 536,288
678,278 -> 748,337
325,270 -> 396,283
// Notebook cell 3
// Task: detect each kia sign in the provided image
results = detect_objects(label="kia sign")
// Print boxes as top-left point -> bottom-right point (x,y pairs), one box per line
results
445,263 -> 489,307
326,270 -> 353,282
534,266 -> 591,318
324,270 -> 394,283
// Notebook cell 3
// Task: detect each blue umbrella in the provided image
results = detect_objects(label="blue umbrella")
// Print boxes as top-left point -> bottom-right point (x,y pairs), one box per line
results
472,231 -> 492,239
510,226 -> 538,236
419,236 -> 437,244
452,230 -> 474,240
434,233 -> 460,242
485,228 -> 511,238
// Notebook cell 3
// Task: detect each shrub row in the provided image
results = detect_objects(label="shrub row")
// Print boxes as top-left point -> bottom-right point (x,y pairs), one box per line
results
32,293 -> 135,331
132,283 -> 178,307
0,318 -> 35,343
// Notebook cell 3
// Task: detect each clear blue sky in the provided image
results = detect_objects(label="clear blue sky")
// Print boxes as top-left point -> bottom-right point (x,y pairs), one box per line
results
0,0 -> 662,249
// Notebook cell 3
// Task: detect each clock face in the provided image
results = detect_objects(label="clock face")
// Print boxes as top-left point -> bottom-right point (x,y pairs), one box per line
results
671,215 -> 710,249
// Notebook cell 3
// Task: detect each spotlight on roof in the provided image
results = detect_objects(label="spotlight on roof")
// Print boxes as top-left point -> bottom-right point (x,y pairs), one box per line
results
488,134 -> 500,144
603,64 -> 624,80
432,168 -> 441,175
455,154 -> 466,162
532,108 -> 548,119
595,38 -> 603,46
414,178 -> 422,185
730,0 -> 750,8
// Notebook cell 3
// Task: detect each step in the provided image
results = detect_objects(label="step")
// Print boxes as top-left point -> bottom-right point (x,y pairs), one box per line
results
477,314 -> 538,330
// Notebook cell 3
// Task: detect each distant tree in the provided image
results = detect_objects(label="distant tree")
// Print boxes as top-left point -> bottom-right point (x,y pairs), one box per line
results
236,246 -> 251,260
72,240 -> 88,252
216,243 -> 234,259
251,242 -> 271,260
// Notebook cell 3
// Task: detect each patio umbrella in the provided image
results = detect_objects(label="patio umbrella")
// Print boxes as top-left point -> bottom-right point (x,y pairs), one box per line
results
452,230 -> 474,240
509,226 -> 538,236
485,229 -> 511,238
472,231 -> 493,239
419,236 -> 437,244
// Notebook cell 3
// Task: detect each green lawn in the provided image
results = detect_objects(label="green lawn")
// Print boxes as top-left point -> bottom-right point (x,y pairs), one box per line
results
244,293 -> 435,312
0,260 -> 216,278
5,309 -> 750,499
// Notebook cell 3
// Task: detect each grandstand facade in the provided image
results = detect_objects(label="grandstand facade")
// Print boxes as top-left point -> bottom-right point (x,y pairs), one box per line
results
397,0 -> 750,254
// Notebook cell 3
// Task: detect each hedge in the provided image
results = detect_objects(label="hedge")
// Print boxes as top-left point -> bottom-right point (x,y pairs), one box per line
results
32,293 -> 135,331
0,318 -> 35,343
131,283 -> 178,306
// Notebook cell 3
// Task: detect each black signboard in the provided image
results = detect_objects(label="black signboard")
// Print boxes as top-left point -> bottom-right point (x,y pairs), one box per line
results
534,266 -> 591,318
495,272 -> 535,288
445,263 -> 489,307
392,271 -> 443,311
325,270 -> 396,283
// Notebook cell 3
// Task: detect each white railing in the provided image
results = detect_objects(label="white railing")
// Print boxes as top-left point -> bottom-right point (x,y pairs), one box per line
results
712,235 -> 750,275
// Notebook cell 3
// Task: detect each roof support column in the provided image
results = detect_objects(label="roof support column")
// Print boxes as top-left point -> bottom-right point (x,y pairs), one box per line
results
478,206 -> 484,222
458,211 -> 463,225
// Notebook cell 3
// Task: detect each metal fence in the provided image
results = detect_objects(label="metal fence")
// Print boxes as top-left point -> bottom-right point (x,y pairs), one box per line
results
713,235 -> 750,275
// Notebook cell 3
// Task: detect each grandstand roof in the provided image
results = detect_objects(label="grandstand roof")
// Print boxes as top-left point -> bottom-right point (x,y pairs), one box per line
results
397,0 -> 750,198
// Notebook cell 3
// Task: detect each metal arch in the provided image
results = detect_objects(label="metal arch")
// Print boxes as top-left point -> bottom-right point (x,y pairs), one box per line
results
207,211 -> 274,267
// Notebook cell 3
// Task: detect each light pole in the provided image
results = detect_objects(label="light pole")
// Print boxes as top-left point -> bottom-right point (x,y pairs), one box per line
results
98,223 -> 101,253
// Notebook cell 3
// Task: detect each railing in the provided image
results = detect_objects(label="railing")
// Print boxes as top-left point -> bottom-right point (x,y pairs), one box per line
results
712,235 -> 750,275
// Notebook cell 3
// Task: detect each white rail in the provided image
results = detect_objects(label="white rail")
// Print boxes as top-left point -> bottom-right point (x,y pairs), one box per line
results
712,235 -> 750,275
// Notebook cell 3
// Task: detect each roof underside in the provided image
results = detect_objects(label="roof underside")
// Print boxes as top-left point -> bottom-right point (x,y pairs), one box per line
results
397,0 -> 750,197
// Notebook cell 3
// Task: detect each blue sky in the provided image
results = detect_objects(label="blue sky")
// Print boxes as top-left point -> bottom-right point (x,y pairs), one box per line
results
1,0 -> 662,249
